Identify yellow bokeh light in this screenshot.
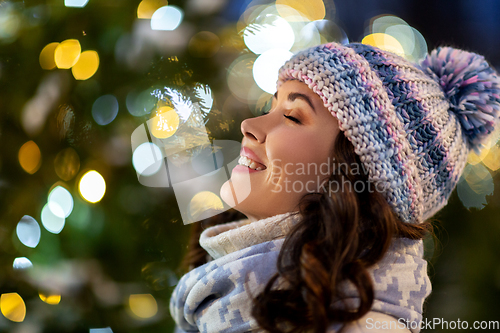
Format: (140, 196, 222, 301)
(18, 140, 42, 174)
(79, 170, 106, 203)
(137, 0, 168, 19)
(128, 294, 158, 319)
(150, 106, 180, 139)
(54, 39, 81, 69)
(39, 42, 59, 70)
(189, 191, 224, 219)
(71, 50, 99, 80)
(482, 144, 500, 171)
(362, 33, 405, 56)
(464, 163, 491, 195)
(276, 0, 326, 21)
(39, 292, 61, 305)
(1, 293, 26, 322)
(467, 146, 491, 165)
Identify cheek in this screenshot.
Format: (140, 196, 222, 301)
(275, 132, 332, 166)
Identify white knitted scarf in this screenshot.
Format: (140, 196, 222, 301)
(170, 213, 431, 333)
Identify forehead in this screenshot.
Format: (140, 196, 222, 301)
(276, 80, 314, 95)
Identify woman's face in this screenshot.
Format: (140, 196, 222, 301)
(220, 80, 340, 221)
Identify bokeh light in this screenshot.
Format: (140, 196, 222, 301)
(369, 15, 427, 62)
(243, 14, 294, 55)
(276, 0, 326, 21)
(0, 2, 21, 42)
(48, 186, 74, 218)
(13, 257, 33, 270)
(92, 95, 119, 126)
(149, 106, 180, 139)
(362, 33, 405, 56)
(132, 142, 163, 176)
(16, 215, 41, 248)
(0, 293, 26, 322)
(126, 88, 157, 117)
(151, 6, 183, 31)
(457, 164, 494, 210)
(65, 0, 89, 7)
(482, 144, 500, 171)
(128, 294, 158, 319)
(188, 31, 220, 58)
(18, 140, 42, 174)
(253, 48, 293, 94)
(295, 20, 348, 51)
(39, 42, 59, 70)
(54, 39, 81, 69)
(371, 15, 408, 34)
(72, 50, 99, 80)
(137, 0, 169, 19)
(79, 170, 106, 203)
(189, 191, 224, 220)
(39, 292, 61, 305)
(227, 54, 259, 102)
(90, 328, 113, 333)
(41, 203, 65, 234)
(54, 147, 80, 181)
(468, 145, 491, 165)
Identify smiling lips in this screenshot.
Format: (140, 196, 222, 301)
(239, 147, 266, 171)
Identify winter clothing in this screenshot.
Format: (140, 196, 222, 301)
(170, 213, 430, 333)
(278, 43, 500, 224)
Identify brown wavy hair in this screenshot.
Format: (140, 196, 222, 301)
(181, 130, 431, 332)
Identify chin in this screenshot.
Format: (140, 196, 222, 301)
(220, 179, 236, 208)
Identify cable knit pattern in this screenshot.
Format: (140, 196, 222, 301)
(277, 42, 500, 223)
(170, 214, 431, 333)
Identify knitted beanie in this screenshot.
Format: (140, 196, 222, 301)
(277, 42, 500, 224)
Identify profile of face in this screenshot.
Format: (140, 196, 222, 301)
(220, 80, 341, 221)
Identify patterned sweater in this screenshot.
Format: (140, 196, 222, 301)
(170, 213, 431, 333)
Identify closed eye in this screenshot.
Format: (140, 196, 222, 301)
(283, 114, 301, 124)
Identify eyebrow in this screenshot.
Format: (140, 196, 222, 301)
(274, 91, 316, 113)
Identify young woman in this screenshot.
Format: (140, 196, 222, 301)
(170, 42, 500, 333)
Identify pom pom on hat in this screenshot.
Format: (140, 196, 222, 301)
(420, 47, 500, 153)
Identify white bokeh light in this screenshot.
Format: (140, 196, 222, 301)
(16, 215, 41, 248)
(151, 6, 183, 31)
(79, 170, 106, 203)
(48, 186, 74, 218)
(64, 0, 89, 8)
(132, 142, 163, 176)
(243, 14, 295, 55)
(13, 257, 33, 270)
(41, 203, 65, 234)
(253, 49, 293, 94)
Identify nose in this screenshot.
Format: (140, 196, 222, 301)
(241, 115, 267, 143)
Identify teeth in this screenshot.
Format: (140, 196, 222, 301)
(238, 156, 264, 170)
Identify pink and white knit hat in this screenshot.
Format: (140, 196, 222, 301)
(278, 42, 500, 223)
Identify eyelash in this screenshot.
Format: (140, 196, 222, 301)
(262, 110, 301, 124)
(283, 114, 301, 124)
